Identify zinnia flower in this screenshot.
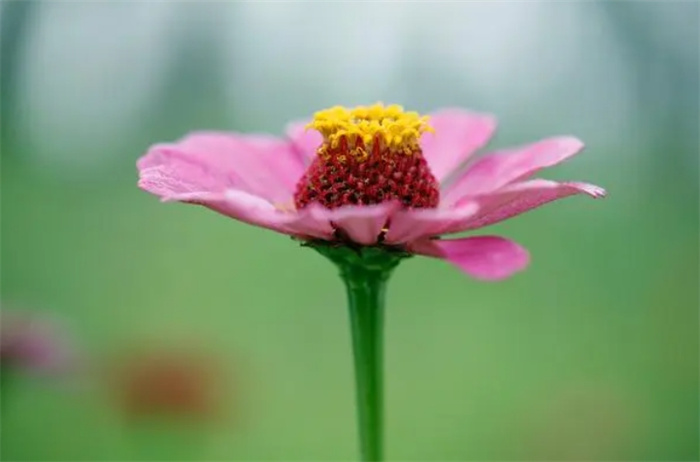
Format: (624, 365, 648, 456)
(137, 103, 605, 461)
(137, 104, 604, 280)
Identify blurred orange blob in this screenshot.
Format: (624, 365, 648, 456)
(112, 348, 227, 422)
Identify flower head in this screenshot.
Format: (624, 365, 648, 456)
(295, 104, 439, 210)
(137, 103, 605, 280)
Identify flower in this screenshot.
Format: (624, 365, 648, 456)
(0, 309, 74, 375)
(137, 104, 607, 460)
(137, 103, 605, 280)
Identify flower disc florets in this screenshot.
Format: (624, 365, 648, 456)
(294, 104, 440, 210)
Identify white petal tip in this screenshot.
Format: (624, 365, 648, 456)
(584, 185, 607, 198)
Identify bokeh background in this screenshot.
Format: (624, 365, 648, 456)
(1, 1, 698, 460)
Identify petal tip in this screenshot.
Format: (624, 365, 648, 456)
(136, 175, 164, 198)
(467, 241, 530, 281)
(415, 235, 531, 281)
(575, 183, 607, 198)
(135, 156, 148, 171)
(482, 247, 530, 281)
(591, 186, 607, 198)
(554, 136, 585, 154)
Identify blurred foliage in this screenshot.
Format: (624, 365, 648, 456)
(1, 2, 698, 460)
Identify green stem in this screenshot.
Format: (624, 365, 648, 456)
(342, 268, 390, 462)
(306, 242, 407, 462)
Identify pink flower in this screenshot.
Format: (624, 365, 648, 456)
(137, 104, 605, 280)
(0, 309, 74, 375)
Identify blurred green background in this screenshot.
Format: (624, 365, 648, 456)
(1, 2, 698, 460)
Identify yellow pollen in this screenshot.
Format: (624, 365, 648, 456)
(307, 103, 433, 159)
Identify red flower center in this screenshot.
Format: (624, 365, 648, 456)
(293, 104, 440, 210)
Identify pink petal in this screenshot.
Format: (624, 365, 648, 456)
(306, 202, 400, 245)
(283, 203, 335, 240)
(447, 179, 606, 234)
(410, 236, 530, 280)
(442, 137, 585, 205)
(165, 189, 296, 236)
(137, 132, 306, 203)
(421, 109, 497, 182)
(383, 202, 480, 245)
(159, 190, 338, 242)
(286, 120, 322, 165)
(137, 145, 226, 198)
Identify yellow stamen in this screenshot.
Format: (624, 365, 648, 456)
(307, 103, 433, 158)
